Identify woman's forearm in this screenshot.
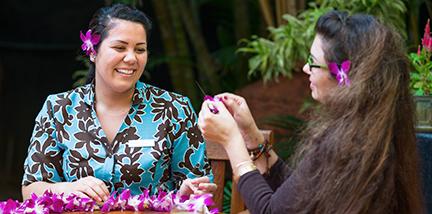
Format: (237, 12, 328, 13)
(254, 149, 279, 174)
(223, 134, 255, 181)
(245, 129, 280, 174)
(22, 181, 69, 200)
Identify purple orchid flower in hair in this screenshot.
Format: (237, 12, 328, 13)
(328, 60, 351, 86)
(80, 29, 100, 56)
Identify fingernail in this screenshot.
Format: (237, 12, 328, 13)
(104, 196, 108, 201)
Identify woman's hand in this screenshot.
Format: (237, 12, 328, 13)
(214, 93, 264, 149)
(198, 100, 255, 180)
(198, 100, 243, 148)
(178, 176, 217, 196)
(54, 176, 110, 202)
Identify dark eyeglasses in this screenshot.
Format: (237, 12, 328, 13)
(307, 54, 327, 72)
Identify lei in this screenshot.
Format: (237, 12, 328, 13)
(0, 189, 218, 213)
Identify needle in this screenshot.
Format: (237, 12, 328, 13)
(195, 81, 219, 113)
(195, 81, 207, 96)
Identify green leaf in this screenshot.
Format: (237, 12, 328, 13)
(414, 82, 424, 88)
(237, 0, 407, 82)
(415, 89, 425, 96)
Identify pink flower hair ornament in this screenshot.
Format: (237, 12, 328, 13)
(328, 60, 351, 86)
(80, 29, 100, 56)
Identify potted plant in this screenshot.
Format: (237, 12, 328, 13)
(409, 19, 432, 132)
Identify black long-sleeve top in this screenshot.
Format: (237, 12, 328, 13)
(237, 158, 307, 214)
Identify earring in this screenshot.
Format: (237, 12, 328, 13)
(90, 54, 96, 62)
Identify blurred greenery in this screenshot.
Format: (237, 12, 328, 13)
(261, 115, 305, 160)
(238, 6, 330, 82)
(72, 56, 91, 88)
(409, 39, 432, 95)
(238, 0, 407, 82)
(222, 180, 232, 214)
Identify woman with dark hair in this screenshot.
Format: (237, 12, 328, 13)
(22, 4, 214, 202)
(199, 10, 424, 213)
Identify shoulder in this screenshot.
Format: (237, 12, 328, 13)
(136, 81, 192, 106)
(136, 82, 196, 119)
(43, 84, 92, 109)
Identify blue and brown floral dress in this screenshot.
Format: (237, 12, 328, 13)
(22, 81, 213, 195)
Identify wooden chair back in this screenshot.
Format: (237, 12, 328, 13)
(206, 130, 274, 214)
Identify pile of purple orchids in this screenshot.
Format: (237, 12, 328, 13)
(0, 189, 218, 213)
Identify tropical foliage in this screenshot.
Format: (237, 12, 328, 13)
(238, 6, 329, 82)
(261, 115, 305, 160)
(238, 0, 407, 82)
(410, 19, 432, 95)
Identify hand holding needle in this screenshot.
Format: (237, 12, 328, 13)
(196, 81, 220, 114)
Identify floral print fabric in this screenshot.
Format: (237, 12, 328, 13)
(22, 81, 212, 195)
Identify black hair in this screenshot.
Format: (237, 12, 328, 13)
(85, 3, 152, 83)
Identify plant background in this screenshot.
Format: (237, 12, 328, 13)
(0, 0, 429, 210)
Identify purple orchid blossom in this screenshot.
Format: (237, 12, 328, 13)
(124, 195, 145, 211)
(117, 189, 131, 211)
(0, 189, 217, 214)
(0, 199, 19, 213)
(151, 191, 175, 212)
(80, 29, 100, 56)
(328, 60, 351, 86)
(204, 95, 221, 113)
(100, 192, 118, 212)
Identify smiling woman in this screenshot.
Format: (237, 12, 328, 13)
(93, 19, 148, 99)
(21, 3, 214, 203)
